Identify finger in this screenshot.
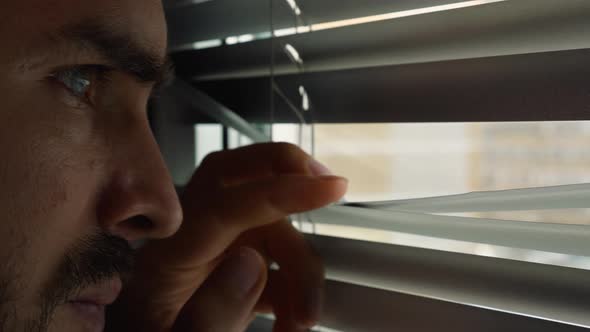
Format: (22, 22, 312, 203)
(264, 221, 324, 328)
(192, 142, 331, 187)
(245, 220, 324, 327)
(175, 175, 347, 265)
(242, 220, 324, 327)
(214, 176, 345, 228)
(253, 269, 300, 332)
(244, 221, 324, 328)
(265, 270, 308, 332)
(173, 247, 267, 332)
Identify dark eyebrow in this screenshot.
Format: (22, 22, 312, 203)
(57, 21, 175, 87)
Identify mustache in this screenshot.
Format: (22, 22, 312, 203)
(42, 232, 135, 307)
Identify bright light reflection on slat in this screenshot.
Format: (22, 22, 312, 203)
(284, 43, 303, 64)
(311, 0, 507, 31)
(299, 86, 309, 111)
(191, 39, 222, 50)
(237, 34, 255, 43)
(285, 0, 302, 16)
(225, 36, 239, 45)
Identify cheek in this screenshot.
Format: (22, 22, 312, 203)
(0, 91, 110, 305)
(0, 90, 106, 220)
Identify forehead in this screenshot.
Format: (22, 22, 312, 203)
(1, 0, 167, 58)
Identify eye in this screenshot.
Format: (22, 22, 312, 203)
(49, 65, 110, 107)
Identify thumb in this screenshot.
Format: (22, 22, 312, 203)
(173, 247, 267, 332)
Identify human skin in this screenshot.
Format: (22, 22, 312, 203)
(0, 1, 347, 332)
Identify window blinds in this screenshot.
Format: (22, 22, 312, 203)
(158, 0, 590, 330)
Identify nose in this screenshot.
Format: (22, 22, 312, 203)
(97, 114, 183, 242)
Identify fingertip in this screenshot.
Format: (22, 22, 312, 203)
(316, 175, 349, 201)
(308, 159, 333, 176)
(238, 246, 267, 269)
(240, 246, 269, 287)
(170, 247, 268, 332)
(296, 176, 348, 211)
(219, 247, 268, 299)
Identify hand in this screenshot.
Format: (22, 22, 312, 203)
(108, 143, 347, 332)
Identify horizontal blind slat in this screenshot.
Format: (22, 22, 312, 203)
(319, 279, 589, 332)
(309, 205, 590, 256)
(346, 182, 590, 212)
(187, 48, 590, 123)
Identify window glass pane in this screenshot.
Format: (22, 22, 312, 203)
(228, 128, 240, 149)
(239, 134, 254, 147)
(315, 121, 590, 203)
(194, 124, 223, 165)
(316, 123, 470, 201)
(272, 123, 314, 155)
(273, 124, 300, 145)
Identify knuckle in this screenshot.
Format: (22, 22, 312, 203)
(276, 141, 301, 154)
(274, 142, 307, 163)
(200, 150, 224, 168)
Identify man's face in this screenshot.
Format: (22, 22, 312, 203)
(0, 1, 182, 331)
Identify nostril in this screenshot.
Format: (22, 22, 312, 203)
(124, 215, 154, 232)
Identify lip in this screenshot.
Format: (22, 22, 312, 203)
(65, 278, 122, 332)
(69, 277, 123, 305)
(68, 302, 107, 332)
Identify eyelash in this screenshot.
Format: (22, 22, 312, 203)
(49, 65, 111, 107)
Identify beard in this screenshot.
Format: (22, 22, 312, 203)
(0, 232, 134, 332)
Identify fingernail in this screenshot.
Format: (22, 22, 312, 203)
(308, 159, 332, 176)
(220, 248, 263, 298)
